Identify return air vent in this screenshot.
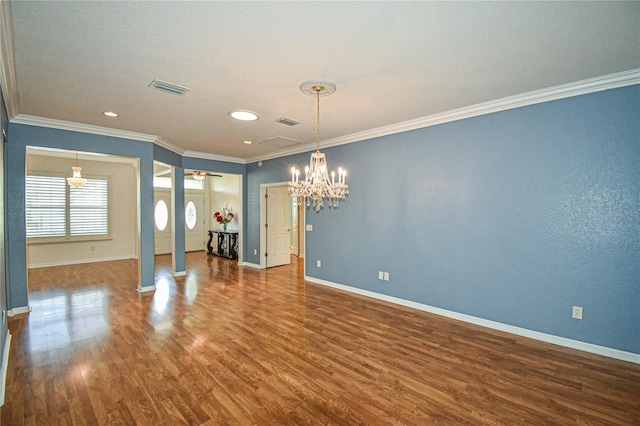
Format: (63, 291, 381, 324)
(275, 117, 300, 126)
(148, 79, 191, 95)
(259, 137, 302, 148)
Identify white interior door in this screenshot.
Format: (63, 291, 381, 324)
(154, 189, 172, 255)
(291, 200, 299, 256)
(266, 186, 291, 267)
(298, 203, 305, 258)
(185, 192, 205, 252)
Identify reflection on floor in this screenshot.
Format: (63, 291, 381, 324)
(2, 252, 639, 425)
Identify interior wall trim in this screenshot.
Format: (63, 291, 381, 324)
(7, 306, 30, 317)
(27, 255, 137, 269)
(12, 113, 158, 143)
(305, 275, 640, 365)
(182, 150, 245, 165)
(247, 69, 640, 163)
(8, 69, 639, 166)
(0, 0, 19, 119)
(239, 262, 261, 269)
(0, 332, 10, 407)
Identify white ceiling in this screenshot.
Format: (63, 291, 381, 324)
(6, 1, 640, 161)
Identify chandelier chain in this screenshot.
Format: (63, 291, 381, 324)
(316, 87, 321, 150)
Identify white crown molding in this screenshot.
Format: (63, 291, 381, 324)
(12, 114, 158, 142)
(305, 275, 640, 364)
(0, 0, 19, 119)
(182, 150, 245, 164)
(154, 137, 185, 155)
(246, 69, 640, 164)
(8, 69, 639, 165)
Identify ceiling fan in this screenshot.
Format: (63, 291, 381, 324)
(187, 170, 222, 181)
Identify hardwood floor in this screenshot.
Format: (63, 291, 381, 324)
(2, 252, 639, 425)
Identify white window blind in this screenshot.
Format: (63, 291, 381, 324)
(26, 174, 109, 239)
(26, 175, 66, 237)
(70, 179, 108, 236)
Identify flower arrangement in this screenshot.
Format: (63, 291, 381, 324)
(214, 204, 234, 231)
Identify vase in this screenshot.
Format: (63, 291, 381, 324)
(223, 223, 228, 231)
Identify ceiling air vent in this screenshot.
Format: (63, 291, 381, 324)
(148, 79, 191, 95)
(260, 137, 302, 148)
(275, 117, 300, 127)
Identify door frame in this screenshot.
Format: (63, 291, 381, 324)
(260, 182, 304, 270)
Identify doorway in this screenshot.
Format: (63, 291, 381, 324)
(291, 201, 305, 258)
(260, 183, 304, 269)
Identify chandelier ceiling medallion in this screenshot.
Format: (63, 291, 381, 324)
(66, 153, 87, 188)
(289, 80, 349, 211)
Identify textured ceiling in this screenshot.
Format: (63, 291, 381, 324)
(8, 1, 640, 161)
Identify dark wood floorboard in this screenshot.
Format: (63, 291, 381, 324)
(2, 252, 639, 425)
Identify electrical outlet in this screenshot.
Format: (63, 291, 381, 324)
(306, 224, 313, 231)
(572, 306, 583, 320)
(383, 272, 390, 281)
(254, 249, 257, 256)
(378, 271, 384, 280)
(317, 260, 321, 268)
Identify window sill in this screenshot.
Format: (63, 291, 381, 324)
(27, 235, 113, 245)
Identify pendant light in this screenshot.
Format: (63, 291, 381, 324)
(288, 80, 349, 211)
(66, 153, 87, 188)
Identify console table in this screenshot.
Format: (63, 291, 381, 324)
(207, 230, 238, 259)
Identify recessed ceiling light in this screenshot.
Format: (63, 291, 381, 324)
(229, 110, 259, 121)
(103, 111, 119, 117)
(244, 140, 253, 144)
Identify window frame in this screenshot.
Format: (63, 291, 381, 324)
(26, 172, 112, 244)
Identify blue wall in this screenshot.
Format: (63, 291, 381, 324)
(6, 124, 157, 307)
(4, 85, 638, 355)
(4, 126, 247, 309)
(0, 83, 8, 357)
(246, 86, 640, 354)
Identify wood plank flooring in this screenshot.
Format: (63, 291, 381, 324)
(2, 252, 639, 425)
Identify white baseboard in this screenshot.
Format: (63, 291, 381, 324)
(173, 271, 186, 277)
(0, 332, 11, 407)
(240, 262, 261, 269)
(305, 276, 640, 364)
(28, 255, 136, 269)
(137, 285, 156, 293)
(7, 306, 31, 317)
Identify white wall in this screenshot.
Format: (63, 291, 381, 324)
(27, 154, 137, 267)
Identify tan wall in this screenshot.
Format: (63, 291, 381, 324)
(26, 154, 137, 267)
(209, 174, 241, 232)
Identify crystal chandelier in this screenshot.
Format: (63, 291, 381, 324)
(66, 153, 87, 188)
(289, 80, 349, 211)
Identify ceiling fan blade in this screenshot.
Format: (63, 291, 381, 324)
(185, 170, 223, 177)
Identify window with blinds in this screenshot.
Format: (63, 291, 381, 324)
(26, 175, 66, 237)
(70, 179, 108, 236)
(26, 174, 109, 239)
